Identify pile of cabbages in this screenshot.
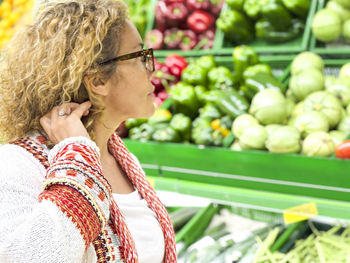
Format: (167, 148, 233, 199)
(231, 52, 350, 157)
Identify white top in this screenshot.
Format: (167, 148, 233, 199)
(113, 190, 165, 263)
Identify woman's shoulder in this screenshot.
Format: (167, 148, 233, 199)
(0, 142, 47, 176)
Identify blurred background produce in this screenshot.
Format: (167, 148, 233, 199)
(145, 0, 223, 50)
(312, 0, 350, 45)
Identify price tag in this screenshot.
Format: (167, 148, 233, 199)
(283, 203, 318, 224)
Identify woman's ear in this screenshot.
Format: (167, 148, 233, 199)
(83, 75, 109, 96)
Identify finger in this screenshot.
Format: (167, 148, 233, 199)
(71, 101, 92, 118)
(83, 109, 90, 116)
(40, 116, 52, 139)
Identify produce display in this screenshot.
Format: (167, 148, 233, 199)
(217, 0, 309, 45)
(0, 0, 34, 49)
(145, 0, 223, 50)
(169, 203, 350, 263)
(123, 0, 152, 38)
(126, 45, 350, 158)
(312, 0, 350, 45)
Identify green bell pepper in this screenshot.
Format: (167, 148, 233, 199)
(192, 127, 215, 146)
(222, 132, 235, 148)
(125, 118, 147, 129)
(195, 55, 216, 73)
(208, 66, 236, 90)
(170, 113, 192, 141)
(243, 0, 268, 19)
(233, 45, 259, 83)
(216, 9, 254, 44)
(199, 103, 222, 120)
(148, 109, 172, 125)
(212, 89, 249, 118)
(226, 0, 244, 10)
(239, 85, 256, 101)
(170, 82, 199, 119)
(181, 63, 207, 86)
(243, 63, 272, 80)
(192, 117, 212, 129)
(194, 85, 208, 107)
(152, 126, 181, 143)
(261, 0, 292, 31)
(281, 0, 310, 18)
(255, 18, 304, 43)
(244, 72, 285, 100)
(129, 123, 155, 142)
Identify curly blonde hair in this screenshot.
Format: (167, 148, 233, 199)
(0, 0, 128, 143)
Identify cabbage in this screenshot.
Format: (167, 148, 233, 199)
(291, 101, 305, 118)
(338, 116, 350, 134)
(286, 99, 295, 118)
(230, 141, 242, 151)
(329, 130, 347, 146)
(340, 63, 350, 82)
(302, 132, 335, 157)
(326, 1, 350, 22)
(333, 0, 350, 9)
(326, 78, 350, 106)
(294, 111, 329, 138)
(347, 104, 350, 115)
(324, 75, 337, 90)
(341, 108, 347, 120)
(290, 69, 324, 101)
(249, 89, 288, 125)
(266, 124, 284, 136)
(266, 126, 301, 154)
(239, 125, 267, 150)
(312, 9, 342, 42)
(343, 19, 350, 44)
(286, 89, 297, 103)
(288, 116, 297, 127)
(303, 91, 343, 128)
(232, 114, 259, 139)
(291, 52, 324, 75)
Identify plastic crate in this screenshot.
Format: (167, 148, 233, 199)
(309, 0, 350, 57)
(213, 0, 318, 55)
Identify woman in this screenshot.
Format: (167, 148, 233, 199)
(0, 0, 176, 262)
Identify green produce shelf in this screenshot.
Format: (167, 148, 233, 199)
(125, 139, 350, 221)
(309, 0, 350, 57)
(149, 176, 350, 222)
(212, 0, 317, 55)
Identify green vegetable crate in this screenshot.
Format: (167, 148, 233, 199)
(211, 0, 317, 55)
(145, 0, 317, 57)
(309, 0, 350, 57)
(124, 58, 350, 221)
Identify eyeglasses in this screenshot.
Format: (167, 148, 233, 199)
(98, 48, 155, 72)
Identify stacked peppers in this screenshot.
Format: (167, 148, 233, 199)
(145, 0, 223, 50)
(127, 45, 287, 147)
(216, 0, 309, 45)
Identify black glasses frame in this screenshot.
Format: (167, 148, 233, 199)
(98, 48, 154, 72)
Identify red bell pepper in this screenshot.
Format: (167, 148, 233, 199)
(165, 54, 188, 78)
(179, 30, 197, 50)
(187, 10, 214, 34)
(164, 0, 185, 2)
(209, 0, 224, 17)
(197, 29, 215, 49)
(145, 29, 164, 50)
(155, 1, 168, 31)
(335, 140, 350, 159)
(165, 2, 189, 28)
(186, 0, 210, 11)
(151, 60, 176, 92)
(164, 28, 182, 49)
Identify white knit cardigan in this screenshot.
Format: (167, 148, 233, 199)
(0, 135, 117, 262)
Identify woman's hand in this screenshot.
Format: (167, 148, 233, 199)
(40, 101, 92, 144)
